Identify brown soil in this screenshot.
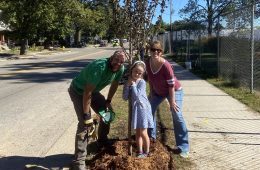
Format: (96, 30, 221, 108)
(88, 139, 175, 170)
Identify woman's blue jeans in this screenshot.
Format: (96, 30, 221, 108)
(148, 89, 189, 152)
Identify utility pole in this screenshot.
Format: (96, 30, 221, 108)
(170, 0, 173, 32)
(169, 0, 173, 54)
(250, 0, 255, 93)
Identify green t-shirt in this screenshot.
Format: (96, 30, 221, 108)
(71, 58, 124, 95)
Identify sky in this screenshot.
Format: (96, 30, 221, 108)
(118, 0, 205, 24)
(157, 0, 206, 24)
(159, 0, 188, 24)
(118, 0, 189, 24)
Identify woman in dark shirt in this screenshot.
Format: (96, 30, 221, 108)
(145, 40, 190, 158)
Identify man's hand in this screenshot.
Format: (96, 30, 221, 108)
(83, 112, 93, 130)
(105, 99, 113, 112)
(78, 113, 94, 140)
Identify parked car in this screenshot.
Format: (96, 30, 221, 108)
(99, 40, 108, 47)
(112, 39, 120, 47)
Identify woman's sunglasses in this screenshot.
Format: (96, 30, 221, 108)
(151, 48, 162, 53)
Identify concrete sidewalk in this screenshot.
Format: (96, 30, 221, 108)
(172, 62, 260, 170)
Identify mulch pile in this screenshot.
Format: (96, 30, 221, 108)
(89, 140, 173, 170)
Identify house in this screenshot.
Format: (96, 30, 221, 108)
(0, 9, 10, 50)
(0, 22, 10, 50)
(0, 26, 6, 42)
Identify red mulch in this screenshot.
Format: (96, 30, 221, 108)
(89, 140, 174, 170)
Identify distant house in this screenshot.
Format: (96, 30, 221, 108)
(1, 9, 10, 49)
(0, 24, 7, 43)
(219, 28, 260, 40)
(0, 22, 10, 50)
(0, 9, 7, 45)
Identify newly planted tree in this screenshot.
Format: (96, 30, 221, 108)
(111, 0, 167, 61)
(110, 0, 168, 155)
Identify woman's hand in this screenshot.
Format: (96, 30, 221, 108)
(170, 101, 180, 113)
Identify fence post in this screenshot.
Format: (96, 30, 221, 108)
(250, 1, 255, 93)
(198, 30, 202, 68)
(217, 15, 220, 78)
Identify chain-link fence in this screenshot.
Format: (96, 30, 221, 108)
(218, 2, 260, 93)
(157, 29, 218, 76)
(157, 2, 260, 93)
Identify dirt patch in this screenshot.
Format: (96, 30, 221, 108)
(88, 140, 174, 170)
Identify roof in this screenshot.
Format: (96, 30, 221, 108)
(0, 22, 10, 31)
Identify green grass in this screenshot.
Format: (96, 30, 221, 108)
(1, 46, 69, 56)
(109, 85, 129, 140)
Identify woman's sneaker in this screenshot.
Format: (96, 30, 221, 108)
(179, 151, 189, 158)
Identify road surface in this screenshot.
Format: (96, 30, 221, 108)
(0, 47, 118, 170)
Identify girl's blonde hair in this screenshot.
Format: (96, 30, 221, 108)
(130, 61, 146, 78)
(130, 61, 146, 71)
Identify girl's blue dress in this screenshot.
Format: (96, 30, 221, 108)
(123, 79, 154, 129)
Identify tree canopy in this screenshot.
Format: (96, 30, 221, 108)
(179, 0, 233, 36)
(0, 0, 110, 54)
(0, 0, 171, 55)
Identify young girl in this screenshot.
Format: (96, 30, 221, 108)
(122, 61, 154, 158)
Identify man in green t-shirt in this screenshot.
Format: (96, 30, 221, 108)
(68, 50, 126, 170)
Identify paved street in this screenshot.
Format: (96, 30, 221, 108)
(0, 47, 118, 170)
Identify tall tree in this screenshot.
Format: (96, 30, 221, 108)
(0, 0, 77, 54)
(71, 0, 109, 45)
(81, 5, 109, 39)
(224, 0, 256, 30)
(179, 0, 233, 36)
(0, 0, 108, 53)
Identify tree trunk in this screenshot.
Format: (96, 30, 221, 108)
(74, 28, 81, 46)
(128, 89, 132, 156)
(208, 18, 213, 37)
(181, 30, 183, 57)
(20, 39, 28, 55)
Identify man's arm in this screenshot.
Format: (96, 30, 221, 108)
(107, 81, 119, 102)
(83, 84, 95, 114)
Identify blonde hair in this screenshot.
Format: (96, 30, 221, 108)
(150, 40, 163, 51)
(130, 61, 146, 71)
(130, 61, 146, 78)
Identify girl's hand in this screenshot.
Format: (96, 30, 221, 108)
(127, 77, 134, 86)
